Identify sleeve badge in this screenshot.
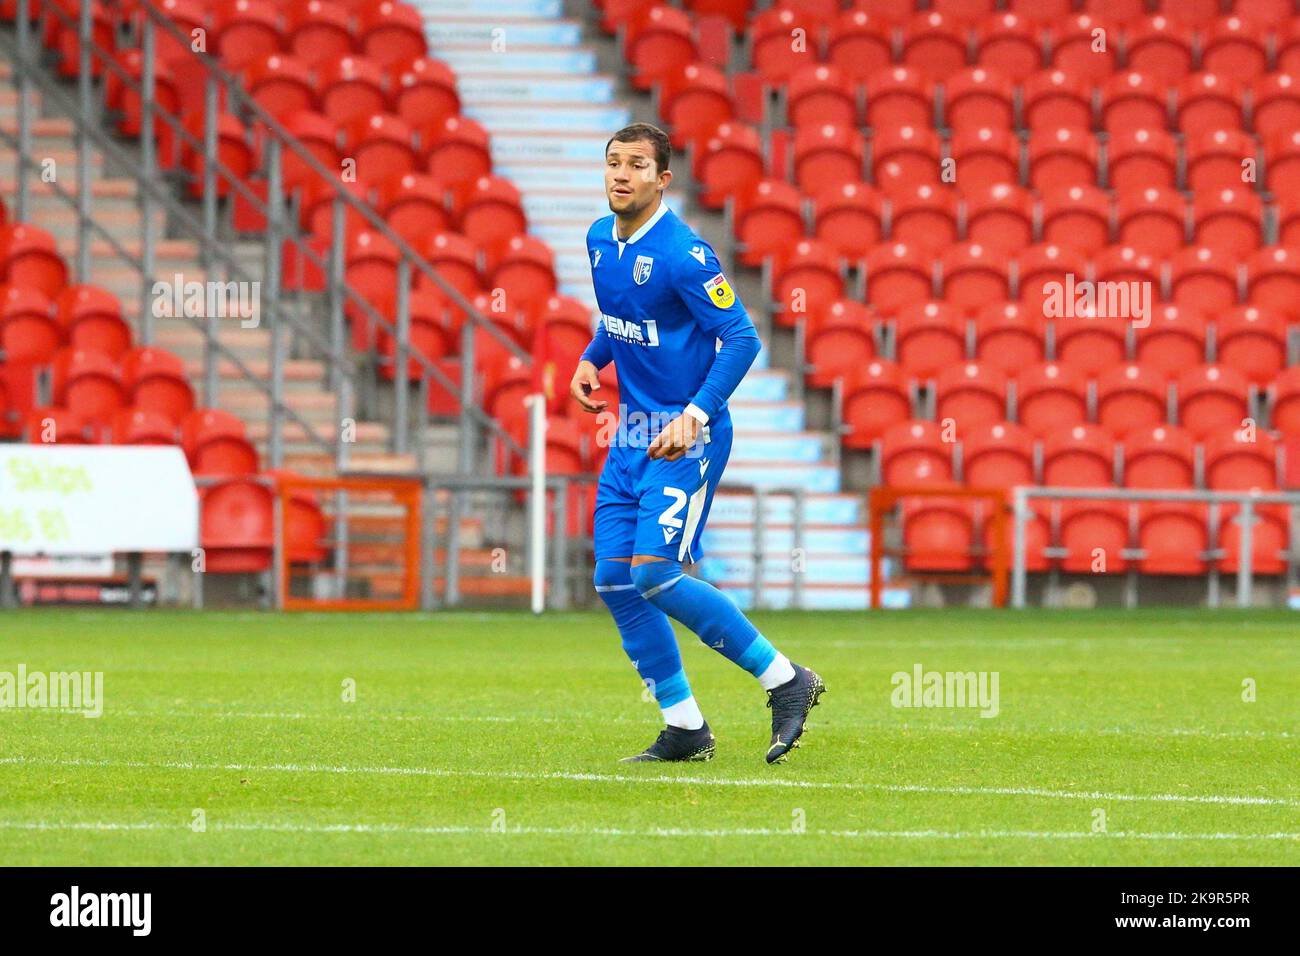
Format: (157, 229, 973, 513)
(702, 272, 736, 309)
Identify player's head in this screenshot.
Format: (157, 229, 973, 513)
(604, 123, 672, 217)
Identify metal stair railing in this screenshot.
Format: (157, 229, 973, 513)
(14, 0, 532, 477)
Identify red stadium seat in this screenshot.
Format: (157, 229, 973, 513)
(1217, 503, 1288, 575)
(56, 285, 129, 359)
(945, 67, 1014, 129)
(1123, 423, 1195, 488)
(1126, 15, 1195, 85)
(1017, 242, 1087, 314)
(113, 408, 177, 445)
(864, 241, 934, 315)
(962, 420, 1034, 487)
(287, 1, 356, 67)
(1252, 73, 1300, 141)
(1204, 427, 1278, 490)
(625, 5, 697, 91)
(826, 10, 894, 83)
(346, 113, 418, 186)
(793, 123, 866, 195)
(805, 299, 876, 388)
(935, 361, 1007, 429)
(214, 0, 283, 71)
(1043, 423, 1116, 487)
(1027, 127, 1098, 190)
(54, 348, 125, 428)
(1097, 363, 1168, 434)
(812, 182, 882, 260)
(0, 285, 58, 364)
(890, 183, 958, 252)
(1216, 306, 1287, 386)
(841, 359, 910, 448)
(423, 115, 492, 194)
(379, 172, 450, 249)
(1058, 499, 1130, 573)
(279, 111, 341, 192)
(1022, 69, 1092, 131)
(973, 12, 1043, 84)
(357, 1, 427, 68)
(901, 495, 974, 571)
(1201, 16, 1269, 82)
(751, 7, 822, 82)
(659, 63, 734, 149)
(963, 183, 1033, 252)
(1100, 71, 1169, 133)
(1170, 245, 1240, 313)
(488, 234, 557, 312)
(880, 420, 955, 486)
(772, 239, 844, 327)
(1177, 364, 1250, 439)
(318, 54, 387, 126)
(1017, 361, 1087, 436)
(394, 57, 460, 132)
(694, 122, 765, 209)
(1138, 502, 1208, 574)
(1270, 367, 1300, 436)
(1116, 186, 1187, 257)
(901, 11, 970, 82)
(946, 126, 1019, 191)
(788, 64, 859, 128)
(734, 179, 806, 268)
(1175, 72, 1245, 136)
(25, 406, 92, 444)
(872, 126, 942, 191)
(1041, 185, 1111, 257)
(1186, 129, 1257, 193)
(1107, 127, 1179, 190)
(864, 66, 934, 130)
(1265, 129, 1300, 200)
(1134, 303, 1206, 380)
(201, 479, 273, 573)
(244, 53, 315, 121)
(973, 301, 1045, 374)
(1054, 307, 1128, 378)
(940, 242, 1011, 314)
(894, 301, 965, 379)
(456, 175, 527, 249)
(122, 346, 194, 424)
(0, 224, 67, 298)
(1247, 246, 1300, 321)
(1049, 13, 1117, 82)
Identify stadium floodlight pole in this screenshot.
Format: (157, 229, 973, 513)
(76, 0, 92, 284)
(528, 393, 547, 614)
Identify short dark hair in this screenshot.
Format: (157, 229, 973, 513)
(605, 123, 672, 175)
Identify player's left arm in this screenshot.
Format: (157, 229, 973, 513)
(648, 242, 761, 460)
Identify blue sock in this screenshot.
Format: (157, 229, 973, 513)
(594, 559, 691, 707)
(630, 560, 779, 678)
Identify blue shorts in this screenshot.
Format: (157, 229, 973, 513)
(592, 414, 733, 564)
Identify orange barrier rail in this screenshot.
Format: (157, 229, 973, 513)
(276, 474, 422, 611)
(868, 486, 1009, 609)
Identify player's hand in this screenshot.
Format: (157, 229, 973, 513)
(569, 359, 607, 414)
(647, 413, 700, 462)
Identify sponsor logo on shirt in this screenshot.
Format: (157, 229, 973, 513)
(601, 313, 660, 347)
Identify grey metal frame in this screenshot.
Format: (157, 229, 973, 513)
(1010, 486, 1300, 609)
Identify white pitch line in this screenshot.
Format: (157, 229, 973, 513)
(0, 820, 1296, 841)
(2, 755, 1297, 809)
(3, 706, 1294, 740)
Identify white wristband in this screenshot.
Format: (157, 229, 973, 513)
(684, 403, 710, 425)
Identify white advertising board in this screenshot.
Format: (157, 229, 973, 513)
(0, 445, 199, 554)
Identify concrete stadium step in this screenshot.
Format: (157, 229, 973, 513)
(182, 357, 326, 392)
(458, 74, 613, 104)
(413, 0, 562, 16)
(423, 17, 583, 47)
(465, 102, 631, 134)
(710, 492, 865, 526)
(703, 524, 870, 555)
(729, 430, 834, 463)
(490, 132, 611, 165)
(436, 48, 596, 75)
(722, 461, 842, 493)
(728, 400, 806, 432)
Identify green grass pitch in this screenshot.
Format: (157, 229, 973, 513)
(1, 608, 1297, 866)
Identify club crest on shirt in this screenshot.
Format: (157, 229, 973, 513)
(633, 254, 654, 285)
(703, 272, 735, 309)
